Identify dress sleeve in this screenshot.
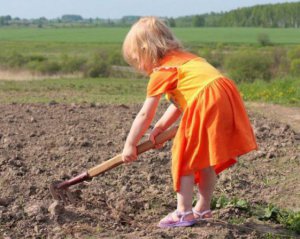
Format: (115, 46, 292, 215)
(147, 67, 178, 97)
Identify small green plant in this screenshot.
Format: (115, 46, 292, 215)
(211, 196, 250, 211)
(211, 195, 227, 209)
(259, 204, 281, 221)
(284, 211, 300, 234)
(231, 198, 250, 211)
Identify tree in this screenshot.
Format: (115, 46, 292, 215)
(61, 15, 83, 22)
(193, 15, 205, 27)
(168, 17, 176, 27)
(0, 15, 12, 26)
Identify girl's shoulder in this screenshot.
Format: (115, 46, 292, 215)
(159, 50, 198, 67)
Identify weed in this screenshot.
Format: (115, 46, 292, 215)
(211, 196, 300, 234)
(238, 77, 300, 106)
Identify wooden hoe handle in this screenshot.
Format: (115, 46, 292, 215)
(87, 126, 178, 177)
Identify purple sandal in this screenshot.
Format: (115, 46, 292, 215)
(193, 209, 212, 221)
(158, 210, 197, 228)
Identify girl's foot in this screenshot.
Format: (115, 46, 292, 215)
(158, 210, 196, 228)
(193, 209, 212, 221)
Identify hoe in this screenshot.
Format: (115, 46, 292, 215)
(49, 126, 178, 203)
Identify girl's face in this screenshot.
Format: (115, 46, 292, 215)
(133, 51, 153, 75)
(139, 58, 153, 75)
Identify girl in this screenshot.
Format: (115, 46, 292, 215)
(121, 16, 257, 228)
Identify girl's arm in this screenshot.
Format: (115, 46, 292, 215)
(149, 104, 182, 144)
(122, 95, 161, 162)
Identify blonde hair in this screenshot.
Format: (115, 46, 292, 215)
(122, 16, 182, 73)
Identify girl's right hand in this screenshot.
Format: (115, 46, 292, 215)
(149, 126, 165, 149)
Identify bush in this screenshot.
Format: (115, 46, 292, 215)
(290, 59, 300, 76)
(60, 54, 86, 73)
(257, 33, 271, 46)
(108, 50, 125, 66)
(35, 61, 61, 75)
(7, 53, 28, 68)
(28, 55, 47, 62)
(270, 47, 289, 77)
(224, 50, 273, 82)
(288, 46, 300, 60)
(0, 53, 48, 70)
(199, 47, 224, 68)
(84, 50, 110, 77)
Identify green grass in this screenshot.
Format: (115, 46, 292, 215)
(238, 77, 300, 106)
(0, 77, 147, 104)
(0, 28, 129, 44)
(0, 76, 299, 106)
(0, 41, 120, 60)
(1, 27, 300, 44)
(175, 27, 300, 45)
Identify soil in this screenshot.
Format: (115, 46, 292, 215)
(0, 102, 299, 239)
(246, 102, 300, 133)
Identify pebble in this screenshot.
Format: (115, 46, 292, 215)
(30, 117, 37, 123)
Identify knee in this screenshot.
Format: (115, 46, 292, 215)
(198, 167, 216, 180)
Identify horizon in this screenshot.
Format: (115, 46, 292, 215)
(0, 0, 298, 20)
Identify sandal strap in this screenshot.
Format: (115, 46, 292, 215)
(193, 209, 211, 218)
(175, 210, 194, 222)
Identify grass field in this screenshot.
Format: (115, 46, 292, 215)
(0, 27, 299, 106)
(0, 76, 299, 106)
(0, 77, 147, 104)
(1, 27, 300, 44)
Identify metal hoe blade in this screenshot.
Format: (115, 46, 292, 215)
(49, 181, 79, 204)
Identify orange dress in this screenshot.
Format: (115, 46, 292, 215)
(147, 50, 258, 192)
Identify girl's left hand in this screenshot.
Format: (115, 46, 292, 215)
(149, 126, 165, 149)
(122, 144, 137, 163)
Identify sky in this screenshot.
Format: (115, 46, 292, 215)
(0, 0, 299, 19)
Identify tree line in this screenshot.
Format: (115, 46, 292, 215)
(1, 2, 299, 28)
(175, 2, 300, 27)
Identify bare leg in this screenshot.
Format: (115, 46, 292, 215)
(172, 174, 195, 221)
(177, 174, 194, 212)
(194, 166, 217, 218)
(160, 174, 195, 223)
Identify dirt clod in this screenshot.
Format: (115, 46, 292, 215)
(48, 200, 65, 216)
(25, 202, 46, 217)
